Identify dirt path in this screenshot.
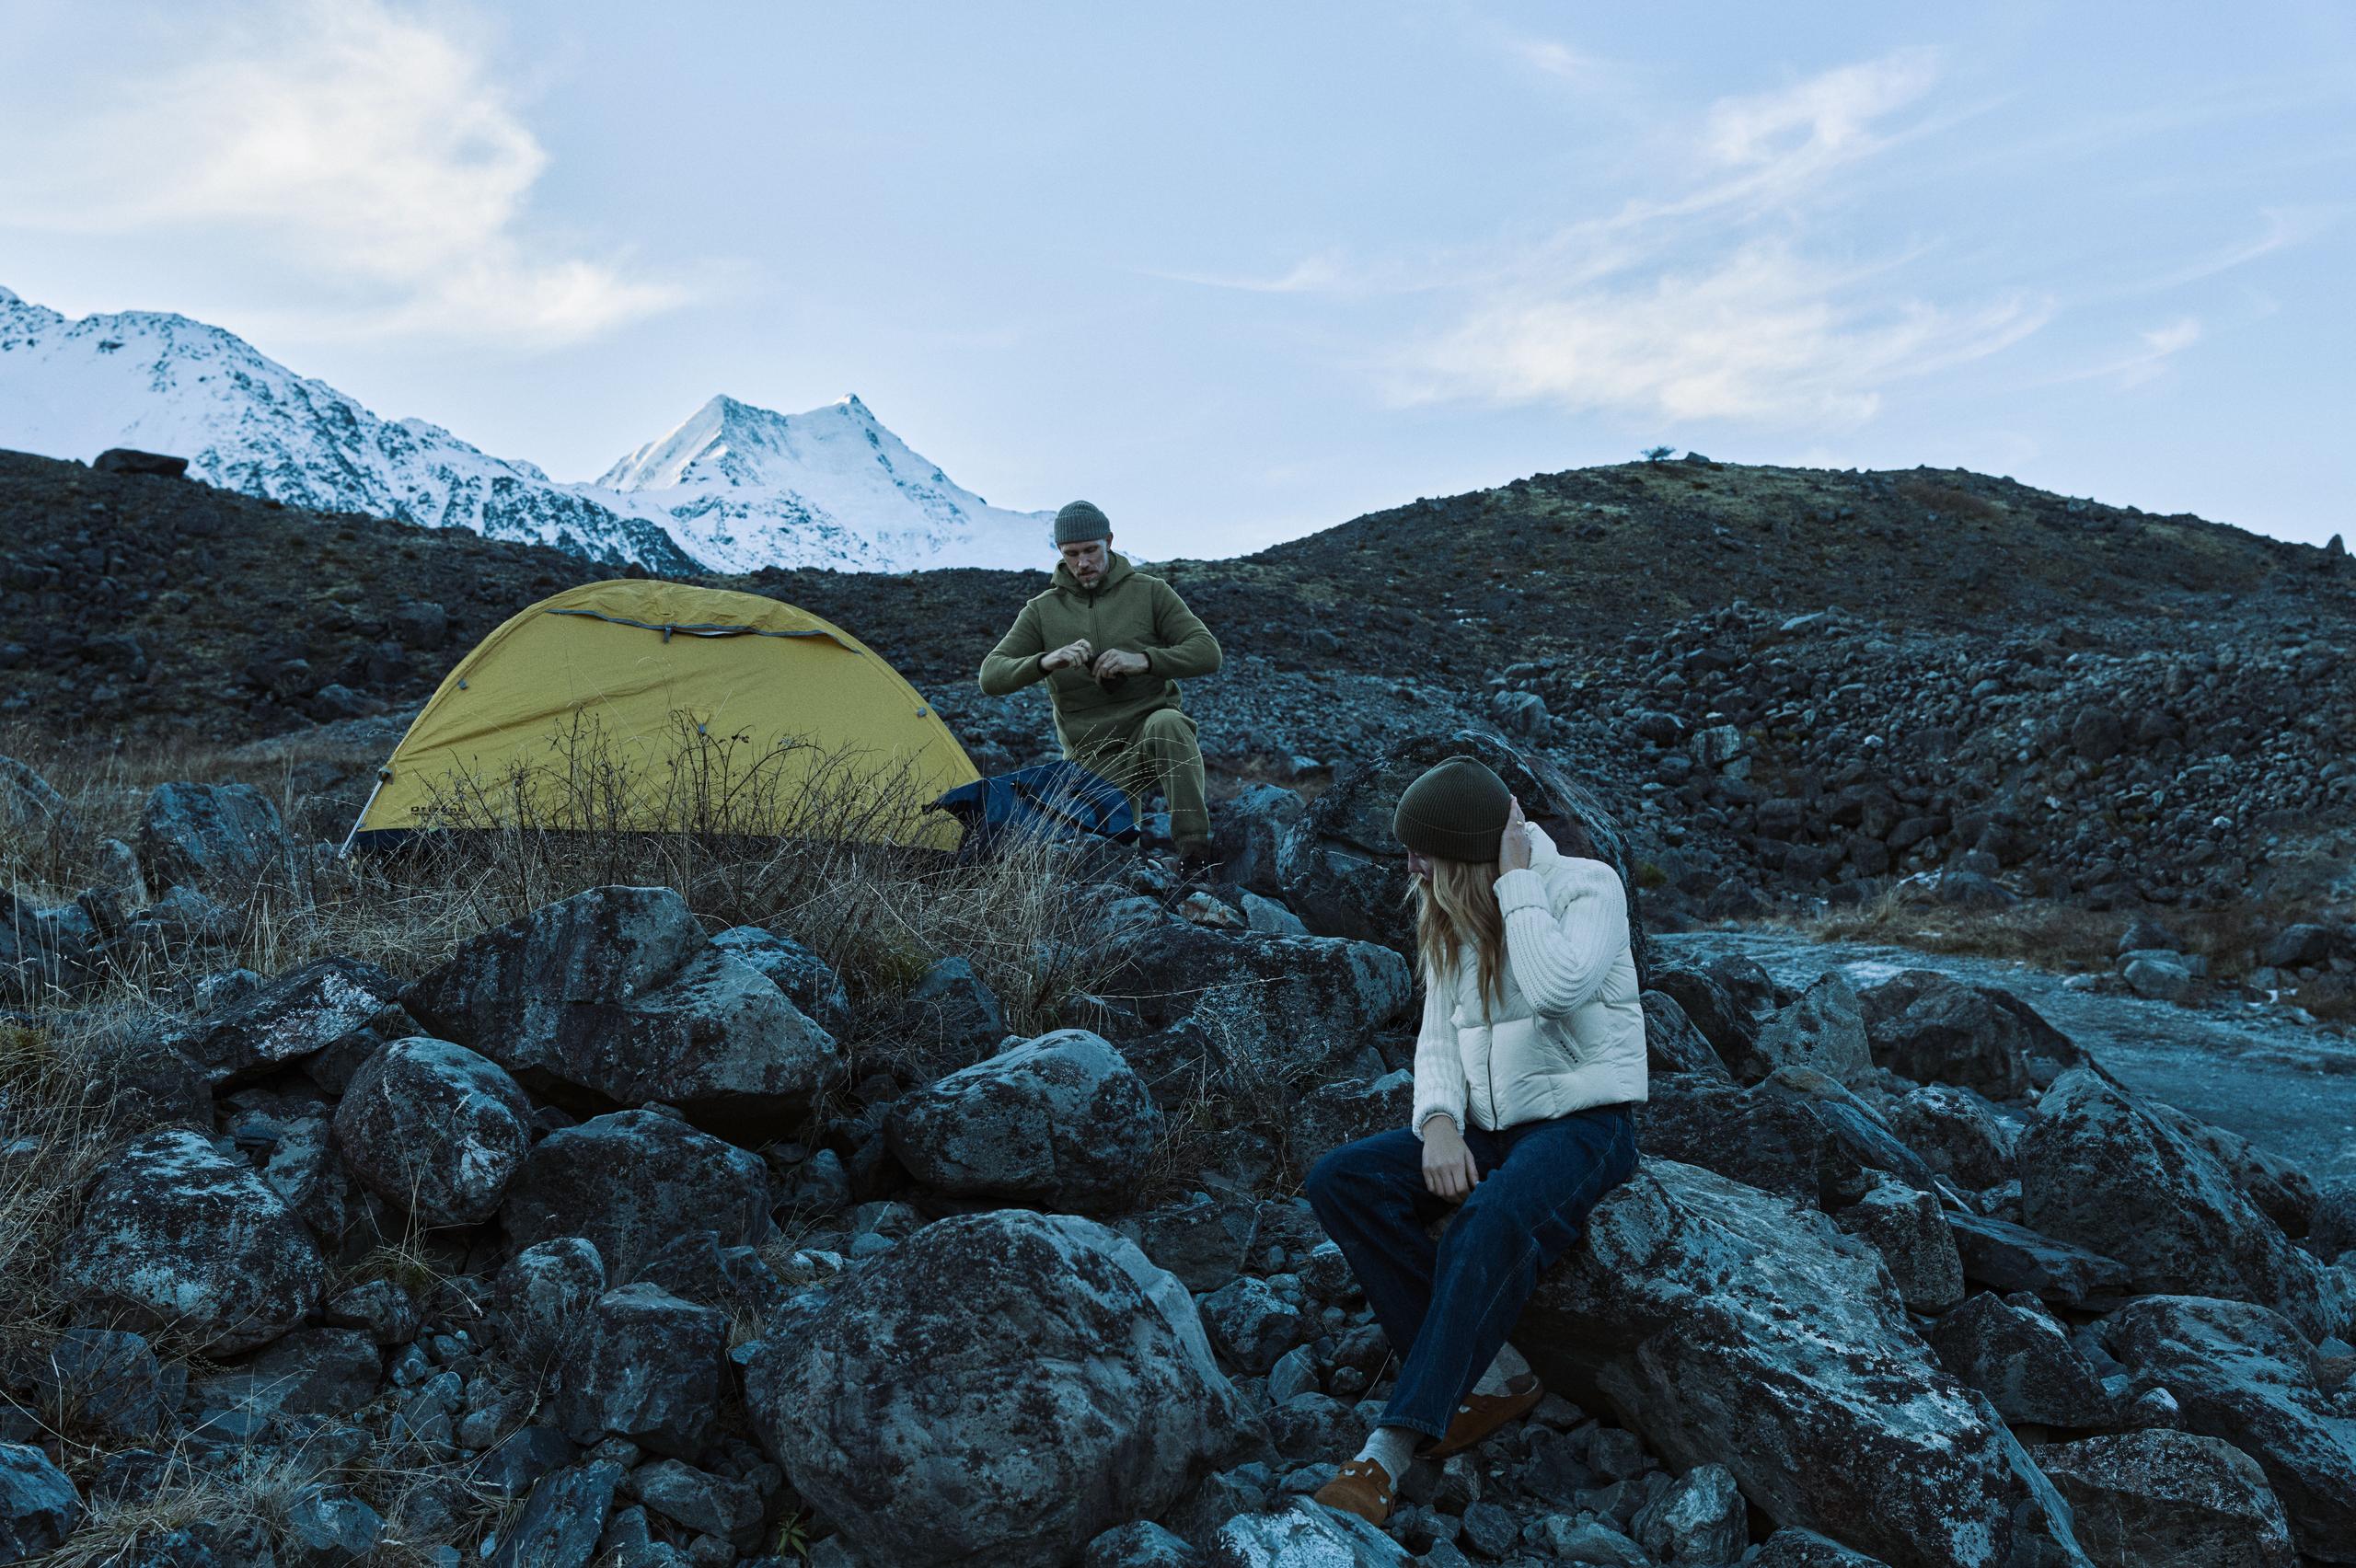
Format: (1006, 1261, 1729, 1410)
(1657, 928, 2356, 1183)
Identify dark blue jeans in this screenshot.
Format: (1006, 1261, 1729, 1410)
(1305, 1104, 1637, 1441)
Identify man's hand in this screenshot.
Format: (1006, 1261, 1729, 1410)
(1091, 648, 1150, 680)
(1041, 638, 1095, 674)
(1420, 1115, 1480, 1202)
(1498, 796, 1531, 873)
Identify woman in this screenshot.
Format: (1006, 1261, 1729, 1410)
(1306, 755, 1646, 1526)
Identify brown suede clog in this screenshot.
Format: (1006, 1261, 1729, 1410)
(1424, 1372, 1545, 1459)
(1311, 1457, 1396, 1527)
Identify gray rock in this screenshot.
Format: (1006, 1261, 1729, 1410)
(1533, 1514, 1648, 1564)
(1946, 1207, 2133, 1309)
(745, 1209, 1253, 1568)
(2020, 1069, 2350, 1341)
(0, 1443, 82, 1562)
(402, 884, 842, 1130)
(1266, 1345, 1319, 1405)
(489, 1458, 625, 1568)
(321, 1277, 422, 1346)
(333, 1037, 531, 1227)
(260, 1112, 360, 1246)
(1883, 1083, 2018, 1189)
(1756, 1528, 1892, 1565)
(232, 1327, 384, 1417)
(2142, 1101, 2320, 1240)
(2124, 955, 2197, 1002)
(137, 779, 307, 905)
(475, 1425, 578, 1499)
(1084, 1519, 1200, 1568)
(496, 1237, 606, 1364)
(1240, 892, 1309, 938)
(1204, 1501, 1412, 1566)
(13, 1329, 179, 1443)
(710, 925, 851, 1030)
(2259, 923, 2339, 971)
(1860, 973, 2052, 1101)
(1201, 1276, 1306, 1373)
(1649, 954, 1774, 1075)
(1457, 1497, 1518, 1559)
(1261, 1391, 1356, 1465)
(1640, 990, 1734, 1081)
(60, 1127, 327, 1354)
(283, 1483, 384, 1563)
(1750, 973, 1872, 1085)
(888, 1030, 1161, 1212)
(1115, 1193, 1253, 1293)
(2037, 1429, 2296, 1568)
(1927, 1293, 2114, 1426)
(622, 1458, 764, 1545)
(899, 955, 1009, 1066)
(1289, 1071, 1414, 1175)
(179, 955, 404, 1088)
(1520, 1159, 2088, 1567)
(502, 1111, 768, 1285)
(1631, 1460, 1746, 1565)
(1835, 1175, 1963, 1312)
(1634, 1078, 1850, 1207)
(1759, 1066, 1941, 1194)
(1211, 783, 1308, 896)
(2104, 1294, 2356, 1562)
(557, 1284, 729, 1459)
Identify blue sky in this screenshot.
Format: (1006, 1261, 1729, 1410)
(4, 1, 2351, 557)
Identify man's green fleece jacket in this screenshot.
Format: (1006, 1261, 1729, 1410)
(977, 552, 1222, 753)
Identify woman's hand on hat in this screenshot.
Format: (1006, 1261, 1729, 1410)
(1498, 796, 1530, 873)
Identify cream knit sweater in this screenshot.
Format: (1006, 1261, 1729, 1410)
(1410, 823, 1648, 1135)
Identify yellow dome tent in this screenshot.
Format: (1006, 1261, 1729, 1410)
(343, 580, 977, 851)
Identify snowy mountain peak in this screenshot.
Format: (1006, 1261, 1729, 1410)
(0, 285, 1050, 574)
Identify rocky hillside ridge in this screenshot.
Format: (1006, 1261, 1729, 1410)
(3, 736, 2353, 1566)
(0, 286, 1045, 572)
(6, 445, 2351, 997)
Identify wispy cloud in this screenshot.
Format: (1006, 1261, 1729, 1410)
(0, 0, 687, 346)
(2048, 316, 2203, 388)
(2133, 206, 2339, 291)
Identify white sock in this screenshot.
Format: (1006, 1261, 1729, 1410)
(1471, 1343, 1530, 1398)
(1351, 1424, 1420, 1485)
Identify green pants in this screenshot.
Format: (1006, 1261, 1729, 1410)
(1070, 708, 1209, 846)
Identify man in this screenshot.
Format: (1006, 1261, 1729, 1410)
(979, 499, 1222, 866)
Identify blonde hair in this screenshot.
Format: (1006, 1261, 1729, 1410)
(1410, 854, 1506, 1020)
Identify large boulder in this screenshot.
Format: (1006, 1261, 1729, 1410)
(136, 780, 306, 905)
(1945, 1209, 2133, 1309)
(2142, 1101, 2319, 1239)
(177, 955, 405, 1089)
(502, 1110, 769, 1284)
(1204, 1501, 1411, 1565)
(333, 1037, 533, 1226)
(2035, 1430, 2297, 1568)
(1108, 923, 1411, 1100)
(1210, 782, 1308, 896)
(1883, 1084, 2019, 1190)
(2103, 1296, 2356, 1562)
(1860, 973, 2079, 1101)
(1926, 1292, 2114, 1427)
(2018, 1069, 2350, 1342)
(1649, 951, 1777, 1071)
(1288, 1069, 1414, 1173)
(1745, 973, 1872, 1086)
(746, 1209, 1255, 1568)
(1634, 1078, 1854, 1208)
(59, 1129, 327, 1354)
(710, 924, 851, 1031)
(1519, 1159, 2091, 1568)
(1271, 730, 1647, 977)
(1641, 990, 1735, 1081)
(0, 1443, 81, 1562)
(889, 1030, 1160, 1212)
(556, 1283, 729, 1459)
(402, 884, 842, 1130)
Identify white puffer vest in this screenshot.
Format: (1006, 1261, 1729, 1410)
(1409, 822, 1648, 1135)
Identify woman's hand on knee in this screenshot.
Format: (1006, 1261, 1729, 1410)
(1418, 1115, 1480, 1202)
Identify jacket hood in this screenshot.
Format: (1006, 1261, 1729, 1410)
(1051, 551, 1136, 596)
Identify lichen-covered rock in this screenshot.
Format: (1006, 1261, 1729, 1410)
(1927, 1292, 2113, 1427)
(1756, 1530, 1893, 1566)
(1835, 1175, 1964, 1312)
(0, 1443, 81, 1562)
(1641, 989, 1734, 1081)
(888, 1030, 1160, 1212)
(1631, 1460, 1747, 1565)
(11, 1329, 180, 1444)
(2020, 1069, 2350, 1342)
(1199, 1275, 1306, 1373)
(0, 755, 76, 845)
(710, 924, 851, 1030)
(2103, 1295, 2356, 1562)
(179, 955, 404, 1089)
(1288, 1070, 1414, 1174)
(1114, 1193, 1253, 1293)
(136, 779, 306, 905)
(1884, 1083, 2019, 1190)
(402, 884, 842, 1129)
(334, 1037, 531, 1226)
(897, 955, 1010, 1067)
(556, 1284, 729, 1459)
(60, 1128, 326, 1354)
(488, 1458, 625, 1568)
(2036, 1429, 2296, 1568)
(1946, 1207, 2133, 1309)
(1649, 953, 1776, 1076)
(2142, 1100, 2320, 1239)
(1084, 1519, 1200, 1568)
(745, 1209, 1254, 1568)
(502, 1111, 768, 1286)
(1204, 1501, 1410, 1567)
(1634, 1078, 1851, 1206)
(495, 1237, 606, 1358)
(1748, 973, 1872, 1085)
(1520, 1159, 2090, 1568)
(1860, 974, 2050, 1101)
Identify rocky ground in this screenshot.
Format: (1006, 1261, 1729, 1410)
(4, 729, 2356, 1567)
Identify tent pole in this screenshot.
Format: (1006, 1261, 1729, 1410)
(339, 767, 392, 859)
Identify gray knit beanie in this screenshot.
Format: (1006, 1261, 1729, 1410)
(1054, 499, 1112, 546)
(1392, 755, 1512, 863)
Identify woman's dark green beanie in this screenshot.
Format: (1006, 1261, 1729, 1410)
(1054, 499, 1112, 545)
(1392, 755, 1512, 862)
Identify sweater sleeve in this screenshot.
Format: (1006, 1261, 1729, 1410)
(1143, 580, 1221, 680)
(1408, 967, 1467, 1136)
(977, 600, 1050, 696)
(1495, 850, 1626, 1018)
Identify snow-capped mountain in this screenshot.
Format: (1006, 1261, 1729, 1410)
(0, 286, 1053, 573)
(0, 285, 699, 571)
(597, 393, 1050, 573)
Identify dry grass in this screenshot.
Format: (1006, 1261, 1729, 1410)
(1774, 885, 2129, 972)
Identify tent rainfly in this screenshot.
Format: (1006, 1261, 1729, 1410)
(343, 580, 978, 851)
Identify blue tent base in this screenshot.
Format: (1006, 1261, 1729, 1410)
(929, 761, 1139, 857)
